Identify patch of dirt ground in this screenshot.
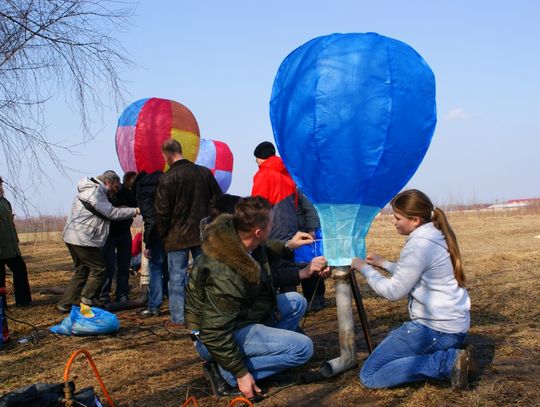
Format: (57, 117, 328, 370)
(1, 211, 539, 406)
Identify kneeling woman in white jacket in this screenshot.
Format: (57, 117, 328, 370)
(351, 189, 473, 390)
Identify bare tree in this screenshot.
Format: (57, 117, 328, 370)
(0, 0, 134, 210)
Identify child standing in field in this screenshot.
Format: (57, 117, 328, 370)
(351, 189, 473, 390)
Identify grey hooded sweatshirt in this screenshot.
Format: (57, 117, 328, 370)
(63, 177, 137, 248)
(360, 222, 470, 334)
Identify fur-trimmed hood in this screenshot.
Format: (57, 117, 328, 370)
(202, 214, 262, 284)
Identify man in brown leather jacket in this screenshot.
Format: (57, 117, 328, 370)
(155, 139, 222, 328)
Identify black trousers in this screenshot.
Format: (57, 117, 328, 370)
(301, 275, 326, 302)
(0, 255, 32, 306)
(100, 231, 132, 301)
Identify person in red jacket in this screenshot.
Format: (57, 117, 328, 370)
(252, 142, 327, 310)
(252, 141, 298, 242)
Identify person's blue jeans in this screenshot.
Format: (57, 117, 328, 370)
(195, 292, 313, 386)
(130, 253, 142, 272)
(147, 240, 165, 311)
(359, 321, 467, 389)
(168, 246, 202, 323)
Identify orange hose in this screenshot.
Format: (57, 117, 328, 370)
(229, 396, 254, 407)
(181, 396, 199, 407)
(63, 348, 115, 407)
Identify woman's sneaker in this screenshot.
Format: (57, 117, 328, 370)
(450, 345, 476, 389)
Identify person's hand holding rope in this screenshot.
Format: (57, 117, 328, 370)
(299, 256, 330, 280)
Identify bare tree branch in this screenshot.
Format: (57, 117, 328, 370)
(0, 0, 135, 214)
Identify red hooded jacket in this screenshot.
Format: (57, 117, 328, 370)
(252, 155, 298, 240)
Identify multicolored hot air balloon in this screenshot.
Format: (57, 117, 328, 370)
(116, 98, 200, 173)
(270, 32, 437, 266)
(195, 139, 234, 193)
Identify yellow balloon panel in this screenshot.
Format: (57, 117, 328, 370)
(166, 129, 200, 165)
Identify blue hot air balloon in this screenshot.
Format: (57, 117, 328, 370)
(270, 32, 437, 266)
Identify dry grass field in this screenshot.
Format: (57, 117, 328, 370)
(1, 211, 539, 406)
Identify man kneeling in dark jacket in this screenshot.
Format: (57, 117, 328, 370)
(185, 196, 329, 399)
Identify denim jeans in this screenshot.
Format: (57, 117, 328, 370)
(195, 292, 313, 386)
(147, 240, 165, 311)
(130, 253, 142, 271)
(168, 246, 201, 323)
(359, 321, 467, 389)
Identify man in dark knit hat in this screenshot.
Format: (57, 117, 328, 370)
(252, 141, 297, 242)
(251, 142, 327, 311)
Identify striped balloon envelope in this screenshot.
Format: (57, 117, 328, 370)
(195, 139, 234, 193)
(116, 98, 200, 173)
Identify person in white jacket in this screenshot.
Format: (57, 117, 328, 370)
(57, 171, 139, 312)
(351, 189, 473, 390)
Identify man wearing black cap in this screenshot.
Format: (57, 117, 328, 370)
(252, 141, 298, 242)
(252, 142, 327, 310)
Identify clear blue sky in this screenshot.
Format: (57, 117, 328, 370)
(6, 0, 540, 215)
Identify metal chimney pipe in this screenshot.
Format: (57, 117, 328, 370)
(320, 266, 357, 378)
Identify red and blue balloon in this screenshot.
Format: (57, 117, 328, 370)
(115, 97, 200, 173)
(115, 97, 234, 192)
(195, 139, 234, 193)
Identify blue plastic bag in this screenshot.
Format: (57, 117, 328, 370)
(50, 305, 120, 336)
(294, 229, 323, 263)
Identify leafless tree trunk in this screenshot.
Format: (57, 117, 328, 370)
(0, 0, 134, 211)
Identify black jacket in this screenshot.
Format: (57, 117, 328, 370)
(108, 184, 137, 237)
(134, 171, 162, 249)
(155, 159, 222, 252)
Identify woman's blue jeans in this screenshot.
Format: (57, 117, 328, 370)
(195, 292, 313, 386)
(359, 321, 466, 389)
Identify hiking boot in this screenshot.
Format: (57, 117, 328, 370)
(117, 295, 129, 303)
(308, 301, 323, 313)
(202, 361, 242, 397)
(297, 369, 325, 384)
(316, 295, 327, 309)
(464, 344, 477, 380)
(81, 297, 104, 307)
(450, 346, 474, 389)
(57, 304, 71, 313)
(140, 308, 160, 317)
(98, 296, 111, 305)
(307, 295, 327, 313)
